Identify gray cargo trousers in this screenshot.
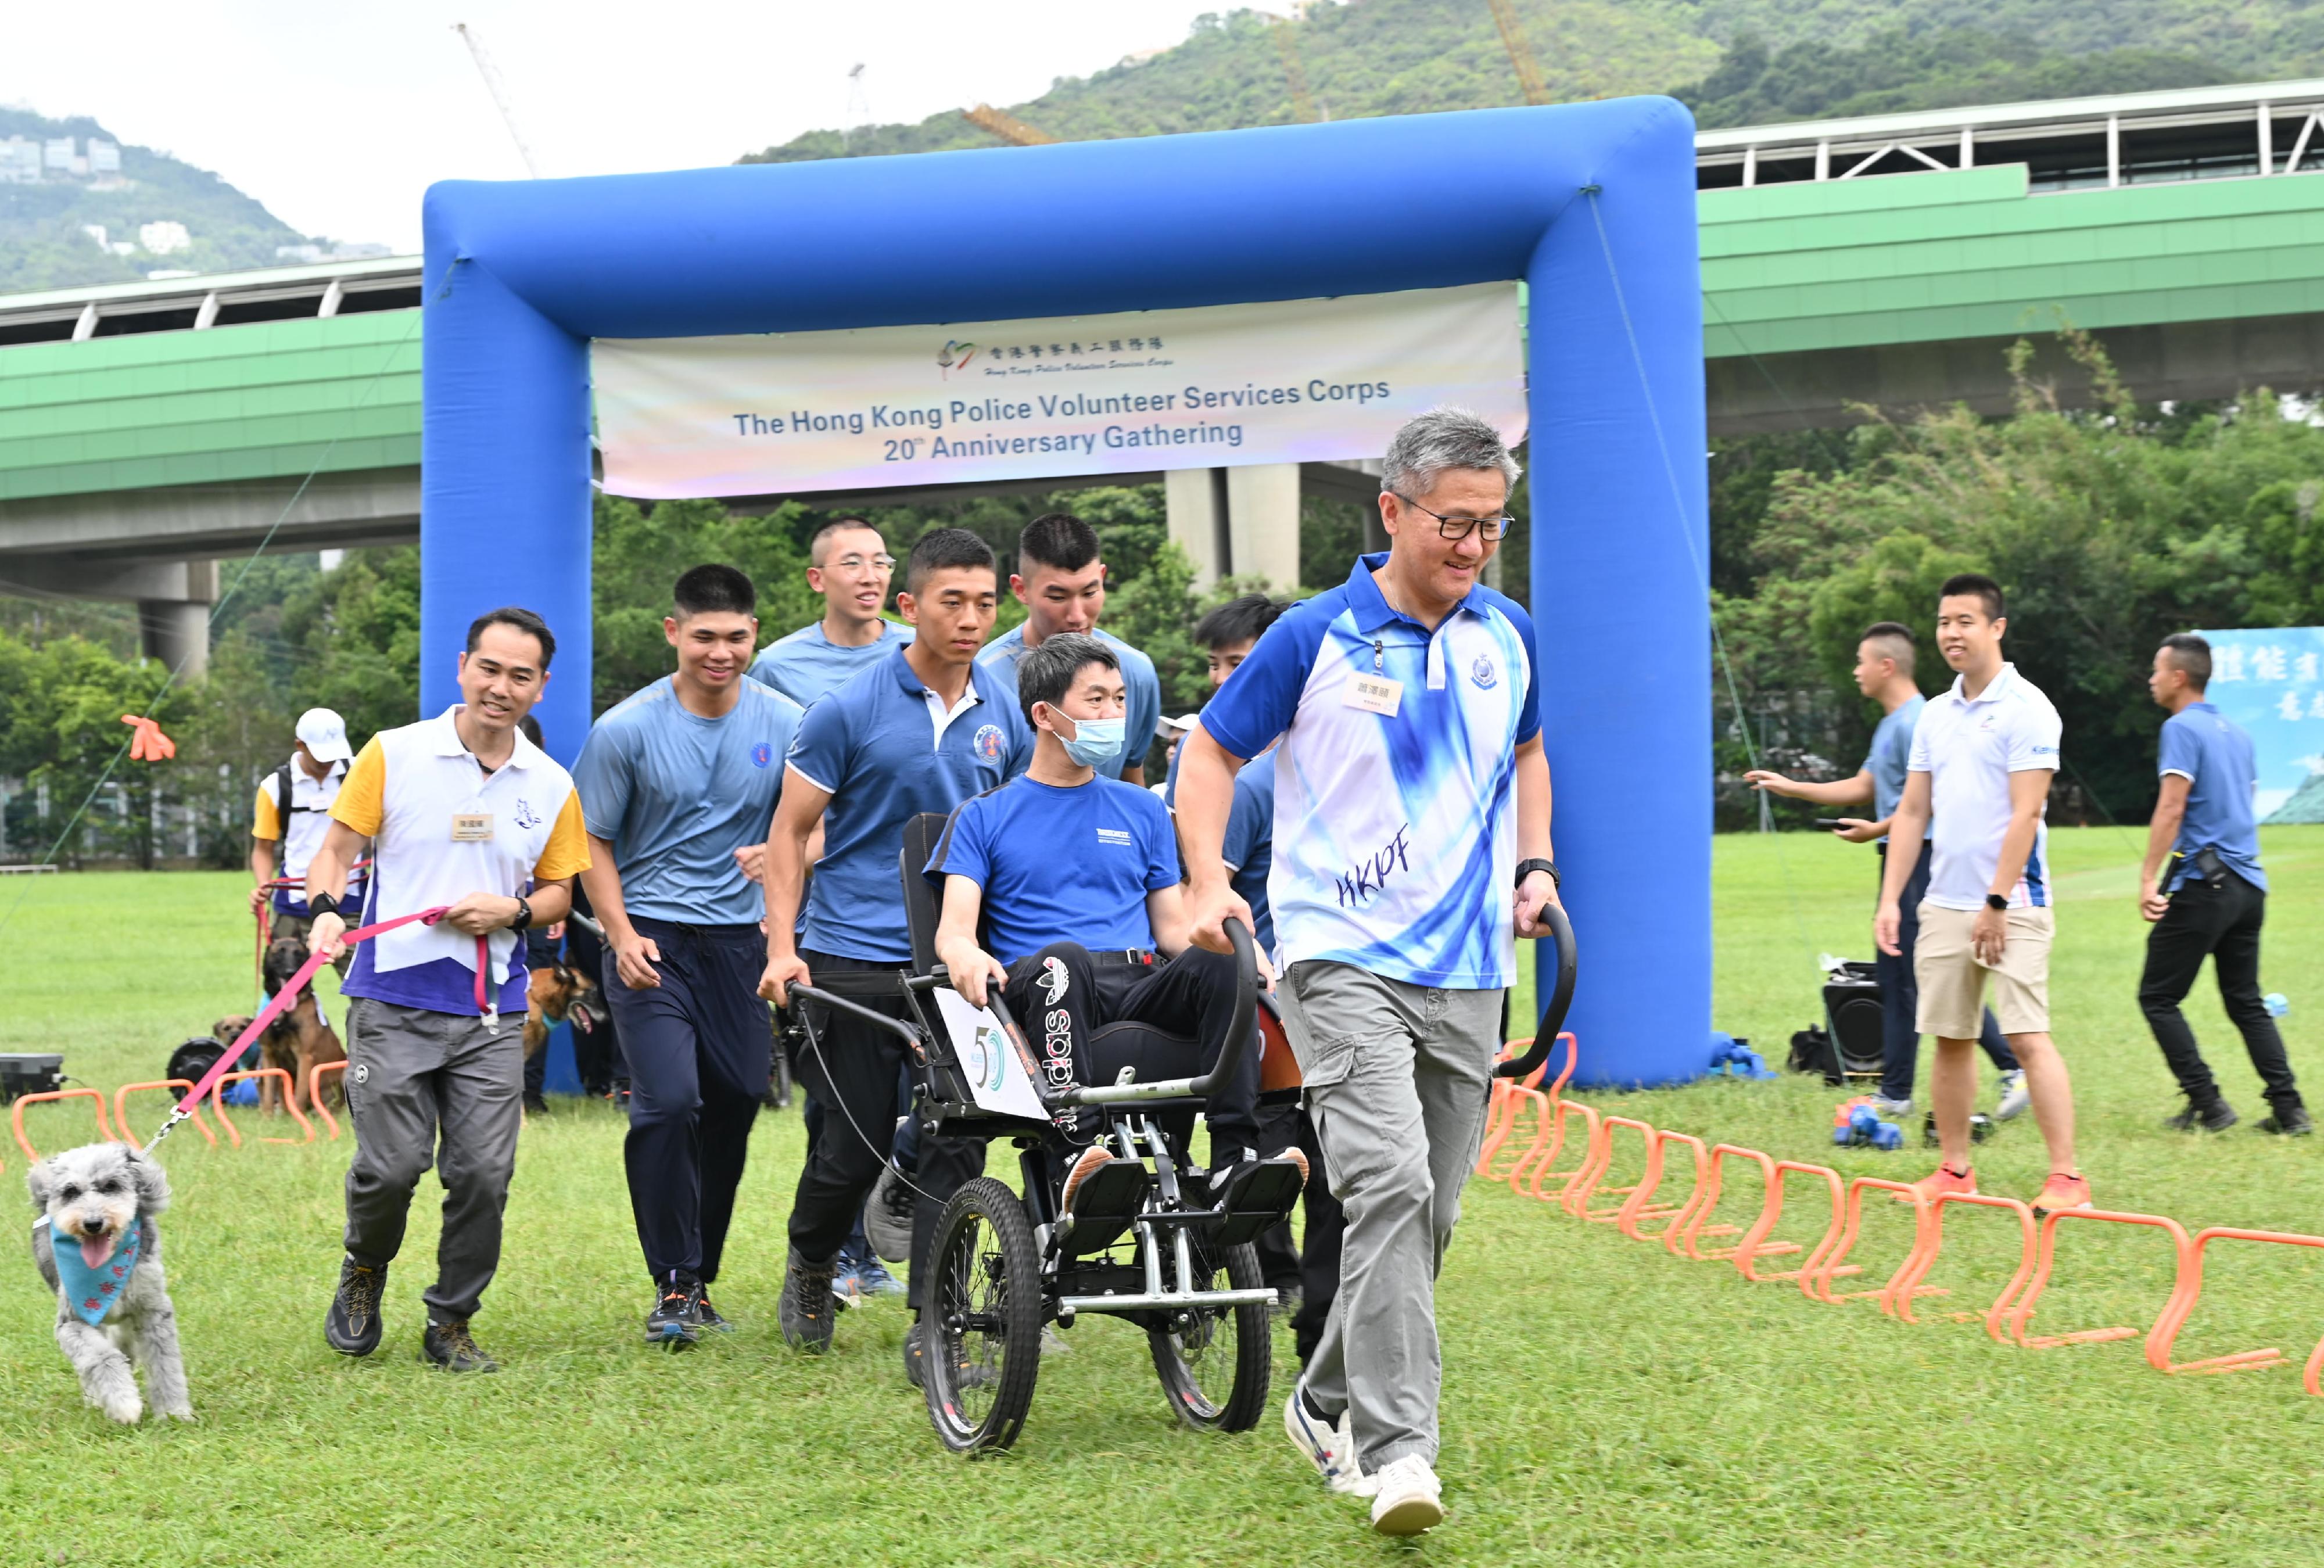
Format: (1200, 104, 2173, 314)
(342, 997, 524, 1323)
(1275, 959, 1502, 1472)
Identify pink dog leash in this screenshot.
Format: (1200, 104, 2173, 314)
(145, 905, 495, 1153)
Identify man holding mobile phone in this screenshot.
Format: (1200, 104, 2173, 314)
(1746, 622, 2024, 1121)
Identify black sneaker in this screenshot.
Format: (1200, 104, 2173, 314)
(645, 1275, 699, 1349)
(325, 1257, 386, 1357)
(522, 1093, 548, 1117)
(687, 1280, 734, 1332)
(903, 1318, 926, 1388)
(779, 1248, 837, 1354)
(420, 1318, 498, 1373)
(2260, 1104, 2315, 1136)
(2164, 1097, 2239, 1133)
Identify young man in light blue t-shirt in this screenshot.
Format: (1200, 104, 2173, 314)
(747, 516, 914, 708)
(2136, 633, 2308, 1134)
(1745, 623, 2025, 1120)
(574, 565, 805, 1348)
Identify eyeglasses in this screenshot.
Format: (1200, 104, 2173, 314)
(830, 554, 896, 573)
(1391, 494, 1513, 541)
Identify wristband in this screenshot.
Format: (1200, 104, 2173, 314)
(1515, 857, 1560, 889)
(510, 895, 534, 931)
(308, 892, 339, 918)
(1984, 892, 2009, 912)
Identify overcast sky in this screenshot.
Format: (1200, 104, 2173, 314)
(2, 1, 1222, 252)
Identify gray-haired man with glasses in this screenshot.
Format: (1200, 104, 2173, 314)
(748, 517, 914, 708)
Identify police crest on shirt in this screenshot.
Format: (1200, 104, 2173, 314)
(1470, 654, 1497, 690)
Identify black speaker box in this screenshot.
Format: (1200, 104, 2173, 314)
(1820, 962, 1887, 1078)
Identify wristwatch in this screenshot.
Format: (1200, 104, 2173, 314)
(510, 895, 534, 931)
(308, 892, 339, 918)
(1984, 893, 2009, 912)
(1516, 857, 1561, 889)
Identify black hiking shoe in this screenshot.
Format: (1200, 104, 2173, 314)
(645, 1275, 700, 1349)
(325, 1257, 386, 1357)
(779, 1248, 837, 1354)
(420, 1318, 498, 1373)
(2163, 1097, 2239, 1133)
(2260, 1103, 2314, 1136)
(687, 1280, 734, 1332)
(903, 1318, 926, 1388)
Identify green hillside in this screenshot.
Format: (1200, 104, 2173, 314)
(0, 107, 325, 295)
(741, 0, 2316, 164)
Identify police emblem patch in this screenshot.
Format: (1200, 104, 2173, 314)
(1470, 654, 1498, 690)
(972, 723, 1005, 762)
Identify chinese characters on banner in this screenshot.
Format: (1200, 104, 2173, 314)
(591, 284, 1525, 498)
(2193, 627, 2324, 823)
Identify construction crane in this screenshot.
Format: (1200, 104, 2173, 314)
(962, 103, 1057, 146)
(1484, 0, 1552, 107)
(1262, 13, 1322, 124)
(454, 22, 543, 177)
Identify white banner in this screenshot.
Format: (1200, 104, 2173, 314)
(593, 283, 1525, 498)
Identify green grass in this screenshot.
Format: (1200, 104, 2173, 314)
(2, 830, 2322, 1565)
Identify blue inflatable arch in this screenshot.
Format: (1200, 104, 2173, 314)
(421, 98, 1709, 1086)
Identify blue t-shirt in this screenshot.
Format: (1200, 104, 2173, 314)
(572, 676, 803, 927)
(1221, 750, 1277, 955)
(927, 774, 1179, 964)
(1866, 693, 1927, 844)
(1198, 552, 1539, 990)
(748, 619, 914, 708)
(2159, 701, 2266, 892)
(786, 645, 1035, 961)
(977, 624, 1163, 780)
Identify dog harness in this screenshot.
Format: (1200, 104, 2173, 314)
(51, 1222, 141, 1327)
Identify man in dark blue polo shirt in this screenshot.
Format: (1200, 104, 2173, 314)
(758, 528, 1035, 1358)
(575, 565, 805, 1348)
(2136, 633, 2308, 1134)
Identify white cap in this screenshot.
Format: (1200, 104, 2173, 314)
(295, 708, 353, 764)
(1156, 712, 1201, 740)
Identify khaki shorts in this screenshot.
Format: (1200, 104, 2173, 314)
(1913, 902, 2053, 1038)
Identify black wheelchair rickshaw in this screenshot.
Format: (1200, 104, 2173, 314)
(778, 812, 1577, 1456)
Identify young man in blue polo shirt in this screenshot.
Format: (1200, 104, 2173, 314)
(2136, 633, 2309, 1135)
(977, 512, 1163, 785)
(1178, 408, 1559, 1537)
(574, 565, 806, 1348)
(926, 632, 1292, 1213)
(748, 516, 914, 706)
(759, 528, 1035, 1359)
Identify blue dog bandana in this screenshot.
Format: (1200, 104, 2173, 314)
(52, 1224, 141, 1327)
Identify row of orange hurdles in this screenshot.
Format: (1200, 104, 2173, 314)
(1477, 1035, 2324, 1393)
(7, 1064, 349, 1169)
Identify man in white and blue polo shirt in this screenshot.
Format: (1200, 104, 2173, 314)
(747, 516, 914, 708)
(2136, 633, 2308, 1134)
(758, 528, 1035, 1360)
(575, 565, 805, 1348)
(977, 512, 1163, 785)
(1178, 408, 1559, 1538)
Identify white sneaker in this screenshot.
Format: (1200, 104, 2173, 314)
(1369, 1455, 1445, 1535)
(1869, 1095, 1913, 1119)
(1995, 1069, 2029, 1122)
(1282, 1385, 1376, 1496)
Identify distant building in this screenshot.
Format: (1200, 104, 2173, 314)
(275, 243, 325, 264)
(87, 139, 120, 174)
(138, 221, 191, 255)
(329, 241, 392, 260)
(42, 137, 73, 170)
(82, 224, 107, 249)
(0, 137, 40, 184)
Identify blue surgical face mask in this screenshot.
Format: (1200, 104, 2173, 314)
(1053, 712, 1125, 771)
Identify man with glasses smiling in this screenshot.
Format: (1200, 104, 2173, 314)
(1177, 407, 1556, 1535)
(749, 518, 914, 708)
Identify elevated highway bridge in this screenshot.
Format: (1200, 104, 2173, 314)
(8, 77, 2324, 668)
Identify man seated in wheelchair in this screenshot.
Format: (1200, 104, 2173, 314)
(927, 631, 1308, 1216)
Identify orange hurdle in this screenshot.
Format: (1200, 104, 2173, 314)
(2003, 1208, 2192, 1350)
(1730, 1161, 1848, 1286)
(1882, 1191, 2039, 1336)
(1805, 1176, 1927, 1305)
(308, 1060, 347, 1139)
(209, 1069, 315, 1147)
(1563, 1116, 1666, 1225)
(12, 1087, 121, 1162)
(112, 1081, 216, 1148)
(1676, 1145, 1803, 1278)
(1522, 1097, 1601, 1203)
(1474, 1040, 1545, 1176)
(1654, 1133, 1730, 1258)
(2147, 1226, 2324, 1384)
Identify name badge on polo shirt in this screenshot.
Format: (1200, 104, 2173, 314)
(450, 812, 494, 842)
(1344, 672, 1403, 717)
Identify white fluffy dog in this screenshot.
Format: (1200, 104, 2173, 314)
(27, 1142, 191, 1424)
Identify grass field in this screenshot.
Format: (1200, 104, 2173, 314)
(2, 827, 2322, 1565)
